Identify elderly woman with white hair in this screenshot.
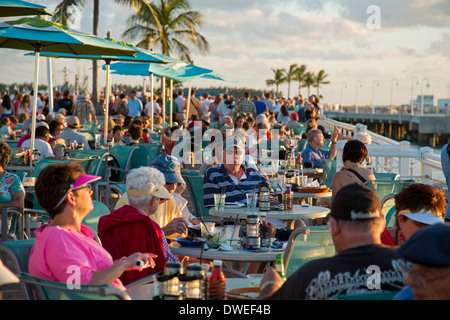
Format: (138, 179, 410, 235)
(98, 166, 177, 286)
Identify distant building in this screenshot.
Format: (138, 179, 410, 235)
(438, 98, 450, 112)
(414, 94, 434, 112)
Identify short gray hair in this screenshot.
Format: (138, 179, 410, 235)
(126, 167, 166, 207)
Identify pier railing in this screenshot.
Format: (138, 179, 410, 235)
(321, 117, 445, 186)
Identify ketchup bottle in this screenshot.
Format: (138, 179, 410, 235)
(209, 260, 226, 300)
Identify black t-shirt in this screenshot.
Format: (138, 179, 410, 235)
(266, 244, 407, 300)
(58, 98, 73, 114)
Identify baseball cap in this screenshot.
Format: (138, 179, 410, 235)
(397, 224, 450, 268)
(151, 154, 184, 184)
(36, 114, 45, 121)
(330, 183, 382, 221)
(67, 116, 80, 128)
(399, 210, 444, 226)
(222, 137, 244, 151)
(127, 184, 171, 199)
(201, 115, 210, 125)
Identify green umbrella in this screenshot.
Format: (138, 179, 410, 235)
(0, 16, 137, 157)
(28, 41, 181, 144)
(0, 0, 51, 17)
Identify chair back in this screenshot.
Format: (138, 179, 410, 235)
(108, 145, 138, 183)
(18, 272, 131, 300)
(130, 143, 163, 170)
(0, 239, 36, 299)
(82, 200, 110, 234)
(1, 207, 25, 241)
(283, 226, 335, 278)
(374, 172, 400, 181)
(298, 139, 308, 151)
(181, 173, 212, 219)
(364, 180, 413, 202)
(322, 159, 336, 189)
(381, 194, 397, 227)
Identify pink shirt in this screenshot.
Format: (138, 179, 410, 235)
(28, 223, 126, 291)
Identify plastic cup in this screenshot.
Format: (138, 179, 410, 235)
(248, 274, 263, 287)
(214, 194, 226, 210)
(246, 193, 257, 208)
(201, 222, 215, 237)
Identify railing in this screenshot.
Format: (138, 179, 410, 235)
(320, 117, 446, 187)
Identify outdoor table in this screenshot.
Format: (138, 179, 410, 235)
(293, 190, 332, 206)
(208, 204, 330, 229)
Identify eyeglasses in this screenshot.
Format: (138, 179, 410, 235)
(407, 268, 450, 288)
(53, 184, 92, 209)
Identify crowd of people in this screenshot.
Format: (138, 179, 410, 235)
(0, 87, 449, 301)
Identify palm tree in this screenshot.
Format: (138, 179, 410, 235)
(314, 69, 330, 97)
(284, 63, 299, 99)
(122, 0, 209, 63)
(303, 71, 315, 97)
(293, 64, 307, 97)
(53, 0, 151, 112)
(266, 68, 286, 97)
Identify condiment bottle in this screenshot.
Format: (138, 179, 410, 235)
(209, 260, 226, 300)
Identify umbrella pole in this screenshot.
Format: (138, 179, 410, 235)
(47, 57, 54, 113)
(150, 73, 154, 132)
(162, 77, 166, 127)
(185, 80, 192, 128)
(170, 79, 173, 127)
(30, 49, 40, 163)
(103, 60, 111, 146)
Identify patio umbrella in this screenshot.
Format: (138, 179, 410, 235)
(0, 0, 51, 17)
(0, 16, 137, 158)
(109, 62, 216, 128)
(30, 42, 180, 145)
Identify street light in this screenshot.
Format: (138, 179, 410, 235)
(410, 77, 419, 115)
(390, 78, 398, 114)
(340, 81, 347, 111)
(355, 80, 362, 113)
(372, 79, 380, 114)
(420, 78, 430, 115)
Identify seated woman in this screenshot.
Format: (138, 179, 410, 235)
(0, 140, 25, 210)
(98, 166, 174, 286)
(322, 139, 375, 207)
(382, 183, 446, 247)
(28, 162, 155, 291)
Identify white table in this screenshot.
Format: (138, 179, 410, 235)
(209, 204, 330, 229)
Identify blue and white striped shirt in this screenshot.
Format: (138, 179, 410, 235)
(203, 164, 267, 207)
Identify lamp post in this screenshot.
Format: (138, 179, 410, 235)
(420, 78, 430, 116)
(390, 78, 398, 114)
(340, 81, 347, 112)
(410, 77, 419, 115)
(372, 79, 380, 114)
(355, 80, 362, 113)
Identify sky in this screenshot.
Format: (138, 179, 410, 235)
(1, 0, 449, 107)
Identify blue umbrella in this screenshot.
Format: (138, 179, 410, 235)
(109, 62, 218, 127)
(0, 0, 51, 17)
(0, 16, 137, 156)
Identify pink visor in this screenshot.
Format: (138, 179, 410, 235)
(72, 174, 101, 189)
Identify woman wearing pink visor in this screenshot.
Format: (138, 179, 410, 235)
(28, 162, 156, 291)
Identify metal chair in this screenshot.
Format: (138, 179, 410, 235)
(364, 179, 414, 202)
(0, 239, 36, 299)
(18, 272, 131, 300)
(283, 226, 335, 278)
(322, 159, 336, 189)
(373, 172, 400, 181)
(182, 173, 217, 222)
(381, 194, 397, 228)
(82, 200, 110, 234)
(129, 143, 163, 170)
(1, 207, 25, 241)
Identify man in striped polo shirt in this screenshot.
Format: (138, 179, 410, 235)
(203, 138, 267, 208)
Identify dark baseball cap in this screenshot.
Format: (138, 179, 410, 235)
(151, 154, 184, 184)
(330, 183, 382, 221)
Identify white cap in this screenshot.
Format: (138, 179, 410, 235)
(213, 260, 222, 266)
(401, 212, 444, 225)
